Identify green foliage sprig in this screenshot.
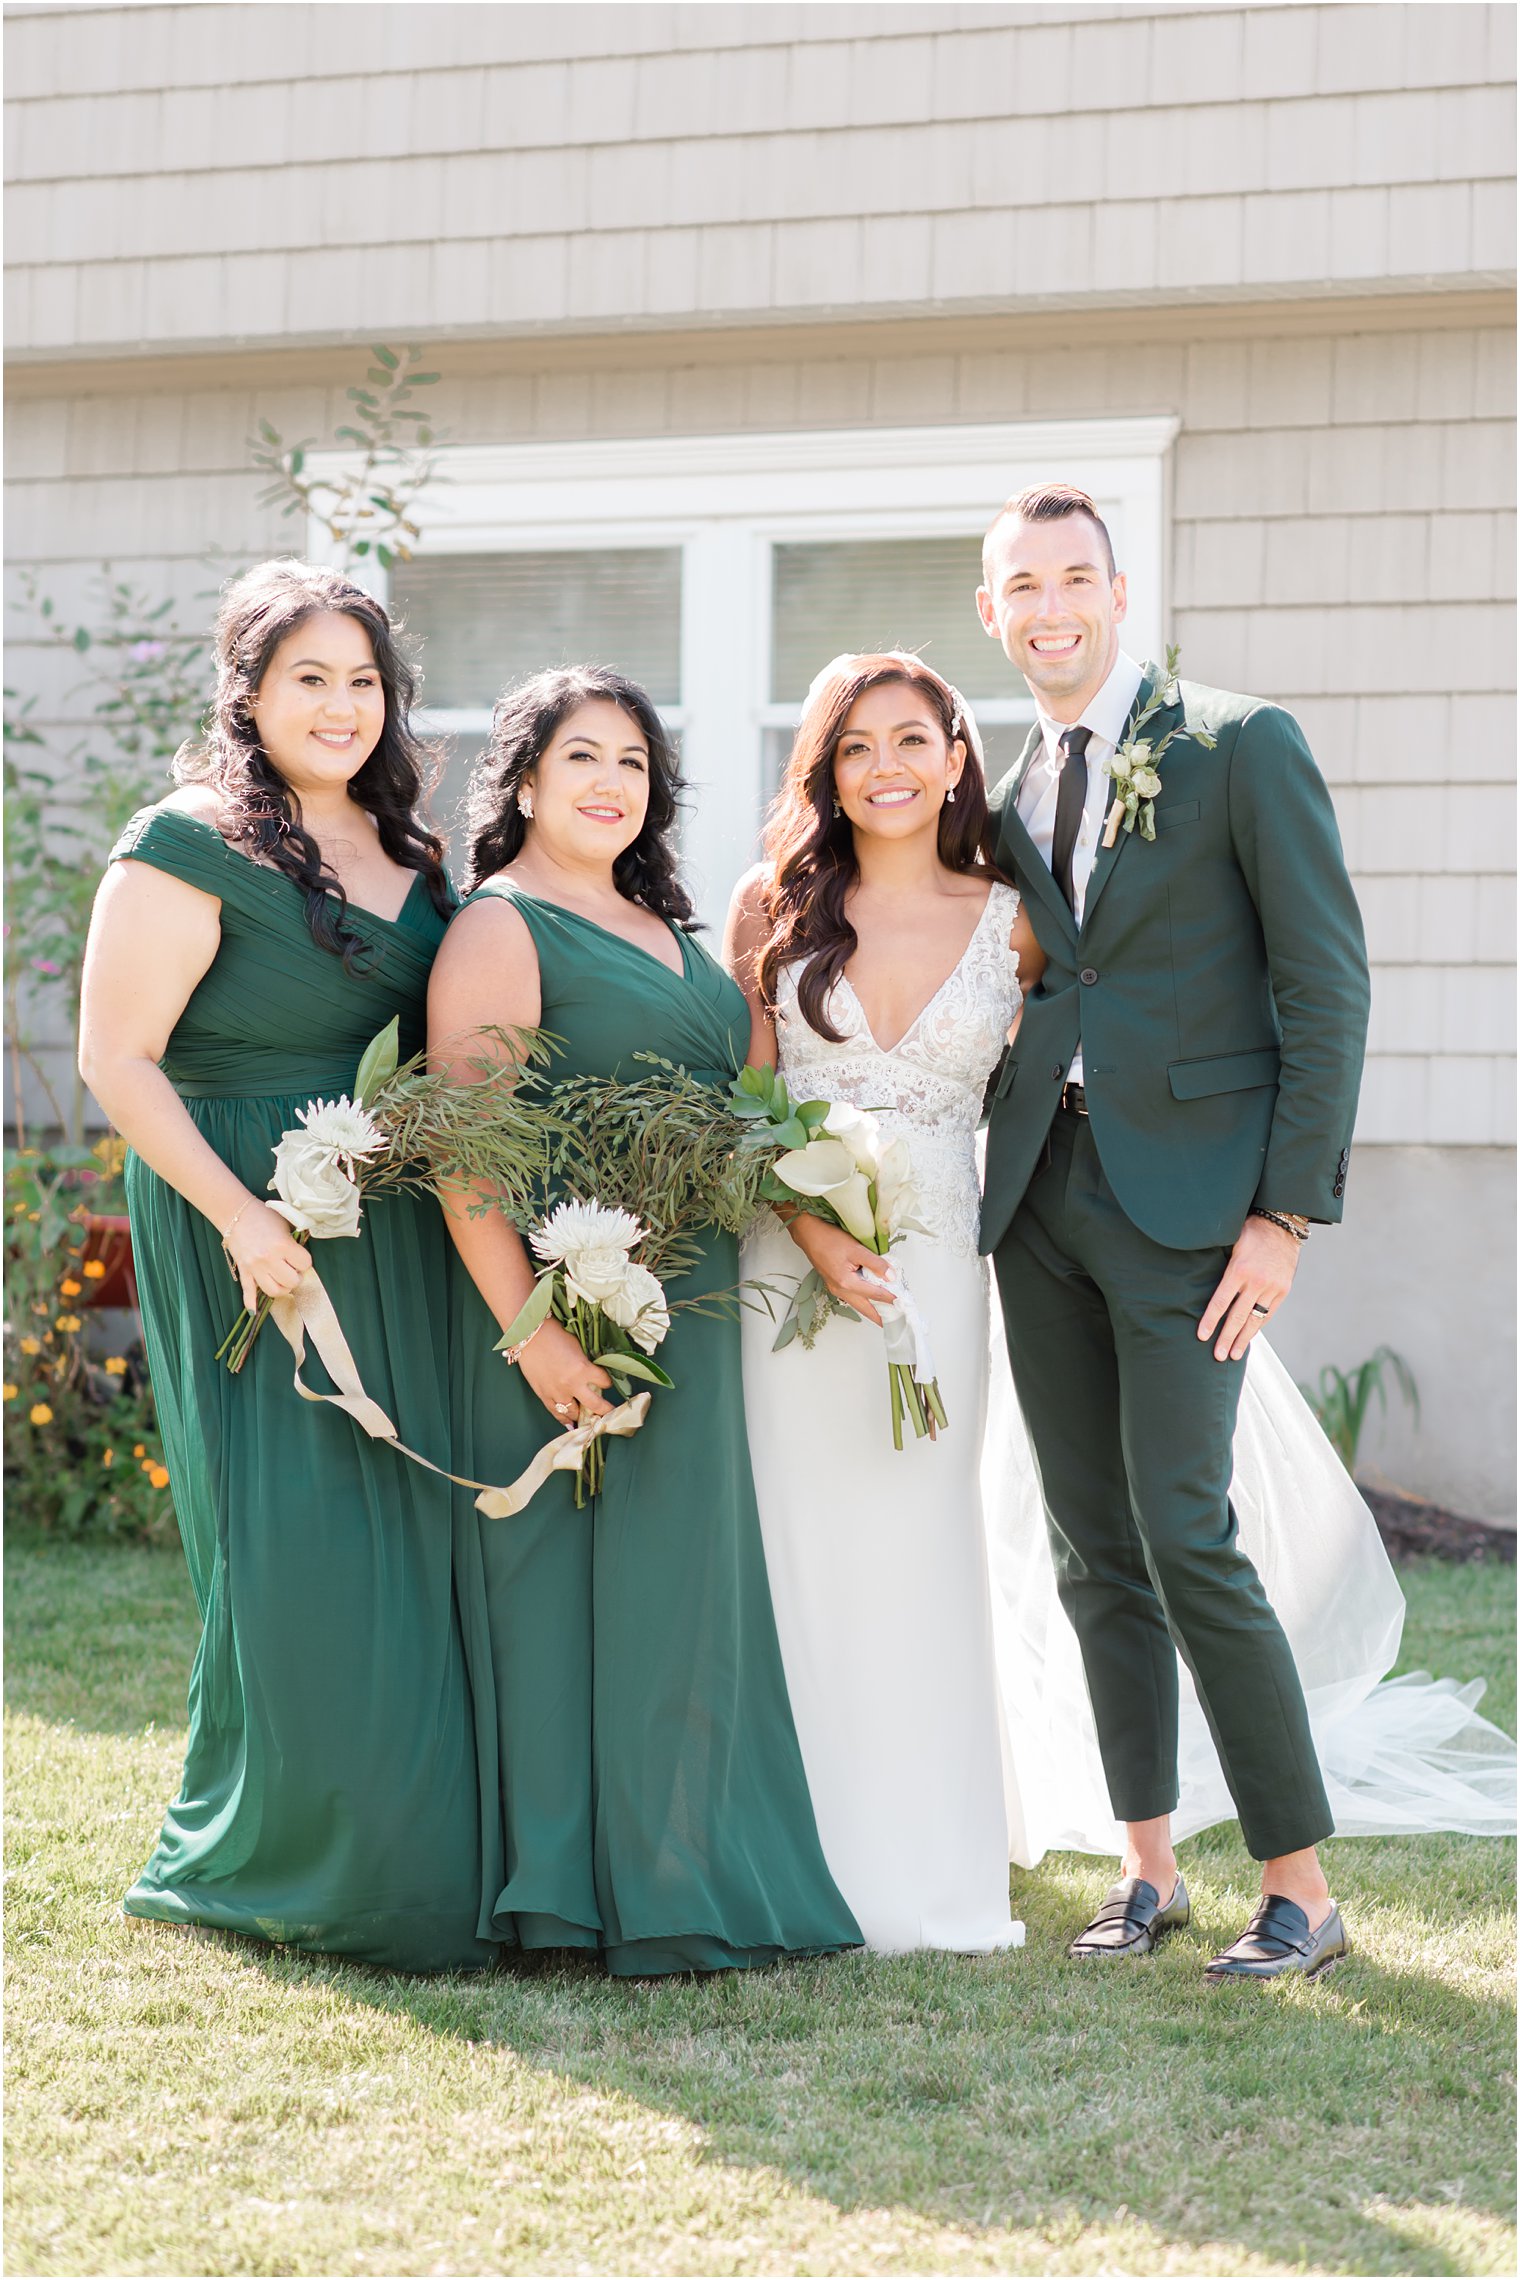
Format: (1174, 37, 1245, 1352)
(4, 575, 207, 1144)
(1301, 1345, 1421, 1476)
(249, 345, 442, 573)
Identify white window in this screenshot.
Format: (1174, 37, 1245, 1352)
(308, 418, 1179, 923)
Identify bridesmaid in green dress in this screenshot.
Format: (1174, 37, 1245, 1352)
(78, 561, 494, 1973)
(430, 666, 861, 1975)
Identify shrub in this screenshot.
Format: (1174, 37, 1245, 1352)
(2, 1146, 175, 1544)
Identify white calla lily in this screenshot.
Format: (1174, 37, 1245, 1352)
(773, 1136, 879, 1247)
(821, 1101, 882, 1175)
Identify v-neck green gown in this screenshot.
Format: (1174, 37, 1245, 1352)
(449, 884, 861, 1975)
(113, 808, 495, 1973)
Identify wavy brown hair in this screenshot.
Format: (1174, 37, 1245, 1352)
(461, 665, 696, 925)
(757, 655, 998, 1041)
(178, 559, 450, 966)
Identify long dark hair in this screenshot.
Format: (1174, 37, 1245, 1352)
(462, 665, 696, 925)
(758, 654, 997, 1041)
(178, 559, 450, 965)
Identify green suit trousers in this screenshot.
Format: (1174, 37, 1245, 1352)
(995, 1108, 1334, 1862)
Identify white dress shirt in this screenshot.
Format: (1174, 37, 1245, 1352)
(1016, 648, 1145, 1084)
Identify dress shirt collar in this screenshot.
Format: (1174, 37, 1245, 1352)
(1035, 648, 1146, 769)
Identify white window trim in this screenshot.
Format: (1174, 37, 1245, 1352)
(306, 416, 1179, 923)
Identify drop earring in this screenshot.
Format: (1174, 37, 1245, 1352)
(517, 790, 534, 820)
(945, 785, 957, 805)
(831, 792, 842, 818)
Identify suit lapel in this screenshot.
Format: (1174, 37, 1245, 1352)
(1079, 666, 1177, 932)
(994, 719, 1074, 937)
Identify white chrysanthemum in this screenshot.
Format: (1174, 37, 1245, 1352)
(530, 1200, 646, 1267)
(296, 1096, 386, 1164)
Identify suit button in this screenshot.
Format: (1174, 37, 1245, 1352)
(1080, 967, 1098, 985)
(1333, 1180, 1345, 1197)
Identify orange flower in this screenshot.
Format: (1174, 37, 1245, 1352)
(83, 1260, 107, 1280)
(59, 1278, 83, 1298)
(147, 1465, 170, 1490)
(102, 1448, 115, 1467)
(19, 1337, 41, 1356)
(140, 1457, 155, 1474)
(29, 1403, 53, 1426)
(104, 1356, 128, 1376)
(132, 1443, 146, 1458)
(2, 1383, 17, 1402)
(55, 1315, 83, 1334)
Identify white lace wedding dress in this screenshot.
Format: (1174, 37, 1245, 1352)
(741, 882, 1515, 1952)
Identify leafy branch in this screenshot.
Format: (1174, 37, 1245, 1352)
(249, 344, 443, 574)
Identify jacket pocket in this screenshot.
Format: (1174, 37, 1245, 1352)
(1168, 1046, 1280, 1100)
(1152, 799, 1201, 834)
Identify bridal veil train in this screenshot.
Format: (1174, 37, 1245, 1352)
(985, 1305, 1517, 1868)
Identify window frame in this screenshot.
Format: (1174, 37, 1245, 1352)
(305, 416, 1180, 922)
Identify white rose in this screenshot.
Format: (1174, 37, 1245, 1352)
(1131, 768, 1162, 799)
(269, 1136, 362, 1241)
(603, 1262, 670, 1352)
(563, 1245, 636, 1309)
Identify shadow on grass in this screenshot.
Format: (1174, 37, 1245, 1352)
(188, 1835, 1518, 2279)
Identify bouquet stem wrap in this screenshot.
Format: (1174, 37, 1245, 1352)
(267, 1260, 650, 1516)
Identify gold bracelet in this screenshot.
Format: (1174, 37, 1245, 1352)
(220, 1197, 255, 1244)
(503, 1318, 545, 1366)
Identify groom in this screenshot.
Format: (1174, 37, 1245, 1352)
(977, 483, 1370, 1980)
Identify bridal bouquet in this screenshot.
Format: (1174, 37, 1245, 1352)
(216, 1018, 553, 1374)
(495, 1201, 673, 1505)
(727, 1064, 947, 1451)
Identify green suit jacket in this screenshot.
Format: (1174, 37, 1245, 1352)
(980, 668, 1371, 1256)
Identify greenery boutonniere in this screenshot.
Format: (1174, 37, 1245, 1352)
(1102, 645, 1216, 846)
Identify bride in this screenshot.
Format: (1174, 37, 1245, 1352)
(725, 651, 1515, 1955)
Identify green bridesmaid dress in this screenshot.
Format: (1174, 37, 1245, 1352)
(114, 808, 495, 1973)
(449, 885, 862, 1976)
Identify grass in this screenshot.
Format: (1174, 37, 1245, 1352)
(5, 1536, 1515, 2279)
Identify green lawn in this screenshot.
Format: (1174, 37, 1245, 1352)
(5, 1537, 1515, 2279)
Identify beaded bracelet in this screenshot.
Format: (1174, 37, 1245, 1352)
(1250, 1206, 1309, 1243)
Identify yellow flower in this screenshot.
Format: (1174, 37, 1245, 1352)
(132, 1442, 146, 1458)
(83, 1260, 107, 1280)
(2, 1383, 17, 1401)
(101, 1447, 115, 1467)
(29, 1403, 53, 1426)
(19, 1337, 41, 1356)
(60, 1278, 83, 1298)
(104, 1356, 128, 1376)
(140, 1457, 155, 1474)
(55, 1314, 83, 1334)
(148, 1465, 170, 1490)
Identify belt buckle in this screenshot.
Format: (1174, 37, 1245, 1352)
(1062, 1083, 1089, 1118)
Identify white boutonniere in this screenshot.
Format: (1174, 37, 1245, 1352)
(1102, 645, 1217, 847)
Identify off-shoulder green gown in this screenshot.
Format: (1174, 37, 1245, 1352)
(114, 808, 494, 1973)
(449, 885, 861, 1975)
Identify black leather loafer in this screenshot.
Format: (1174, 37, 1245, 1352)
(1067, 1873, 1190, 1958)
(1205, 1895, 1347, 1982)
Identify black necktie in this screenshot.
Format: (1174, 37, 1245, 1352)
(1050, 725, 1092, 913)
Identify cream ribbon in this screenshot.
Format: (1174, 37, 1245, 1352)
(266, 1265, 650, 1515)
